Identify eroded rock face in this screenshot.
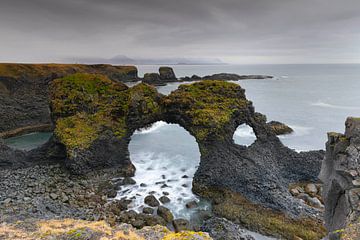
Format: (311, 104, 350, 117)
(319, 117, 360, 239)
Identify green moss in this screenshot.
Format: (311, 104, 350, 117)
(165, 81, 249, 141)
(194, 185, 326, 240)
(51, 75, 161, 152)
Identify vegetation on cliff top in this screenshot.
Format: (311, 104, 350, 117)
(0, 63, 137, 79)
(51, 73, 161, 151)
(0, 219, 212, 240)
(165, 80, 250, 140)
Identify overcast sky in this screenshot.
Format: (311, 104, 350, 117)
(0, 0, 359, 64)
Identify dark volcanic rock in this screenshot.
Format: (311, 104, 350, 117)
(142, 207, 154, 214)
(267, 121, 294, 135)
(201, 73, 273, 81)
(159, 67, 177, 81)
(172, 219, 190, 232)
(202, 217, 255, 240)
(185, 200, 198, 209)
(5, 77, 325, 238)
(143, 73, 165, 86)
(144, 195, 160, 207)
(319, 117, 360, 239)
(159, 196, 171, 204)
(157, 206, 174, 222)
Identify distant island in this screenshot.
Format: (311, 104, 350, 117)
(64, 55, 227, 65)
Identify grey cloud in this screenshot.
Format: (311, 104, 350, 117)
(0, 0, 359, 63)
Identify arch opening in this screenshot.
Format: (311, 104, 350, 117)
(117, 121, 209, 219)
(233, 124, 257, 147)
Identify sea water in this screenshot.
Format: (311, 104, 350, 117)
(138, 64, 360, 151)
(4, 132, 52, 151)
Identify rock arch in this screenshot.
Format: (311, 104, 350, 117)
(15, 73, 326, 238)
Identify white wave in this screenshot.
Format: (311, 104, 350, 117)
(234, 125, 256, 138)
(277, 125, 313, 138)
(311, 101, 360, 110)
(134, 121, 167, 134)
(116, 150, 206, 219)
(281, 75, 289, 79)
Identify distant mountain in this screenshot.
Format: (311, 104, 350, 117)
(66, 55, 226, 65)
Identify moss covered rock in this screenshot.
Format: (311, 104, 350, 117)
(50, 73, 162, 174)
(267, 121, 294, 135)
(164, 80, 251, 141)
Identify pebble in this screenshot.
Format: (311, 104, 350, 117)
(159, 196, 171, 204)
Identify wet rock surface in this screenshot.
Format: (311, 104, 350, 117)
(319, 117, 360, 239)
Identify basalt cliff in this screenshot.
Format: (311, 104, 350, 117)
(319, 117, 360, 240)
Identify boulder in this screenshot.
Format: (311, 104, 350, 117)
(185, 200, 198, 209)
(144, 195, 160, 207)
(157, 206, 174, 222)
(159, 67, 177, 81)
(143, 73, 165, 86)
(172, 219, 190, 232)
(159, 196, 170, 204)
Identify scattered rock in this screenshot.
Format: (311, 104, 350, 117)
(144, 195, 160, 207)
(159, 196, 171, 204)
(50, 193, 58, 200)
(186, 201, 198, 209)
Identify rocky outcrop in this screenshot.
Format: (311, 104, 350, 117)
(180, 73, 273, 82)
(143, 73, 165, 86)
(47, 76, 325, 238)
(142, 66, 178, 86)
(267, 121, 294, 135)
(0, 63, 139, 135)
(319, 117, 360, 239)
(159, 66, 177, 81)
(49, 73, 162, 175)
